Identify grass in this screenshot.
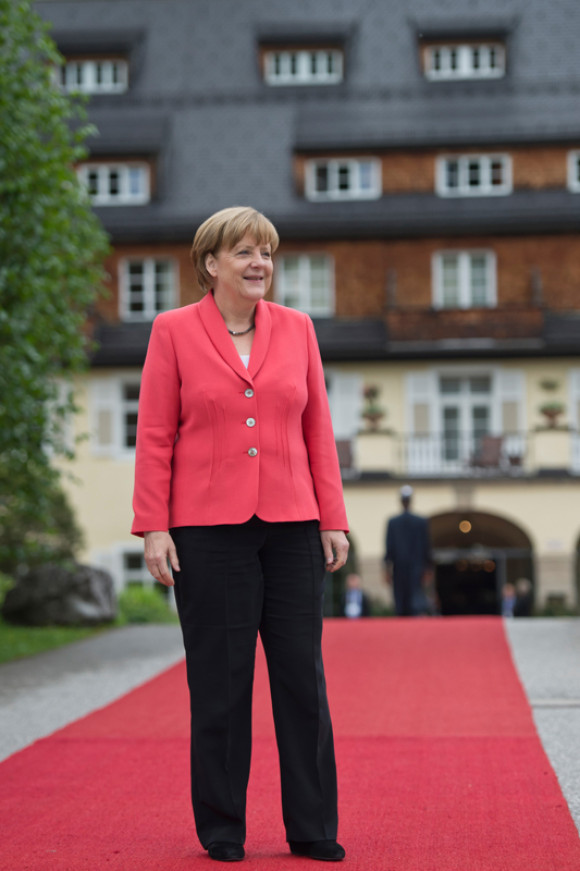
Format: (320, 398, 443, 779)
(116, 584, 179, 625)
(0, 616, 105, 665)
(0, 584, 178, 665)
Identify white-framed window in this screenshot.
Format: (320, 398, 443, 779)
(59, 59, 129, 94)
(92, 544, 175, 604)
(264, 49, 343, 85)
(433, 251, 497, 309)
(276, 254, 334, 316)
(117, 548, 173, 600)
(567, 151, 580, 192)
(436, 154, 512, 196)
(120, 258, 177, 321)
(305, 158, 381, 201)
(405, 367, 525, 475)
(122, 549, 150, 587)
(44, 379, 75, 458)
(90, 376, 141, 458)
(78, 163, 150, 205)
(121, 383, 140, 450)
(425, 43, 505, 80)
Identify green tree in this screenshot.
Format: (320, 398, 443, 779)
(0, 0, 109, 575)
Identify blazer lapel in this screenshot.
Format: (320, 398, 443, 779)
(197, 292, 271, 383)
(197, 292, 250, 382)
(247, 299, 271, 379)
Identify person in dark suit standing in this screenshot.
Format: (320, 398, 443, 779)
(384, 485, 433, 617)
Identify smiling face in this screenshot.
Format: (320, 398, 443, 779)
(205, 234, 273, 308)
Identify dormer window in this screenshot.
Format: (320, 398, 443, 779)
(567, 151, 580, 192)
(263, 48, 343, 85)
(305, 158, 381, 201)
(423, 42, 505, 80)
(59, 58, 129, 93)
(78, 162, 150, 205)
(436, 154, 512, 197)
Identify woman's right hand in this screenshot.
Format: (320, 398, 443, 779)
(144, 531, 180, 586)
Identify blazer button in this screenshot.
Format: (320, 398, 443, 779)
(246, 417, 256, 427)
(248, 447, 258, 457)
(245, 388, 254, 398)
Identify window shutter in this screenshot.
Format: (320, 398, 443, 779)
(496, 369, 525, 460)
(327, 373, 363, 439)
(569, 370, 580, 428)
(90, 378, 119, 457)
(406, 373, 436, 434)
(406, 372, 437, 473)
(570, 370, 580, 473)
(496, 370, 524, 432)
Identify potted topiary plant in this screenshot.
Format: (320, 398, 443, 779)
(362, 385, 386, 431)
(538, 401, 566, 428)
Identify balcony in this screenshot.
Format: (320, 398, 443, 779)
(338, 428, 580, 480)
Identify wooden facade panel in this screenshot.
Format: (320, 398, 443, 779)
(98, 234, 579, 326)
(326, 235, 580, 315)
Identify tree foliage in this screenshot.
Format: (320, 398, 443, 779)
(0, 0, 109, 574)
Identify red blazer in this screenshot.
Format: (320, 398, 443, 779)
(131, 292, 348, 536)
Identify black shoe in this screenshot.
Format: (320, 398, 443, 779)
(207, 841, 245, 862)
(289, 840, 345, 861)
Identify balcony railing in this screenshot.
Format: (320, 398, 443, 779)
(338, 429, 580, 479)
(401, 432, 527, 477)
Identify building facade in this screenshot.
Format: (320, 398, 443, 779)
(37, 0, 580, 614)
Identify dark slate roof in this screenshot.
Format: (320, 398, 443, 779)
(36, 0, 580, 240)
(86, 109, 170, 156)
(543, 313, 580, 350)
(413, 16, 517, 39)
(255, 21, 355, 44)
(91, 314, 580, 368)
(90, 317, 390, 366)
(93, 189, 580, 244)
(294, 90, 580, 151)
(91, 321, 153, 366)
(50, 27, 144, 54)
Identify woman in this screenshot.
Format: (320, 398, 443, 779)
(132, 206, 349, 863)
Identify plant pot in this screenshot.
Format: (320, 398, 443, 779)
(362, 412, 384, 431)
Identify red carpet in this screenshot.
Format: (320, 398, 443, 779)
(1, 618, 579, 870)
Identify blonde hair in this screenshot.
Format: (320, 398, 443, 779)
(190, 206, 280, 292)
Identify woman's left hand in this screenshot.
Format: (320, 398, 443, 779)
(320, 530, 349, 573)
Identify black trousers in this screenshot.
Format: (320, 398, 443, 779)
(171, 517, 338, 848)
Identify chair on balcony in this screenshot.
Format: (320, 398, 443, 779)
(471, 435, 504, 471)
(335, 439, 356, 477)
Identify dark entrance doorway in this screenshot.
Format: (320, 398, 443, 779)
(436, 552, 498, 615)
(430, 511, 533, 616)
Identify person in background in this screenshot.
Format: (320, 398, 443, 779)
(384, 485, 433, 617)
(514, 578, 533, 617)
(501, 582, 517, 618)
(342, 572, 371, 618)
(132, 207, 349, 863)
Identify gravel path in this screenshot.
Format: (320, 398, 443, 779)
(0, 624, 184, 761)
(505, 617, 580, 834)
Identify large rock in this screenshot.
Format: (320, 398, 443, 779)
(2, 563, 117, 626)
